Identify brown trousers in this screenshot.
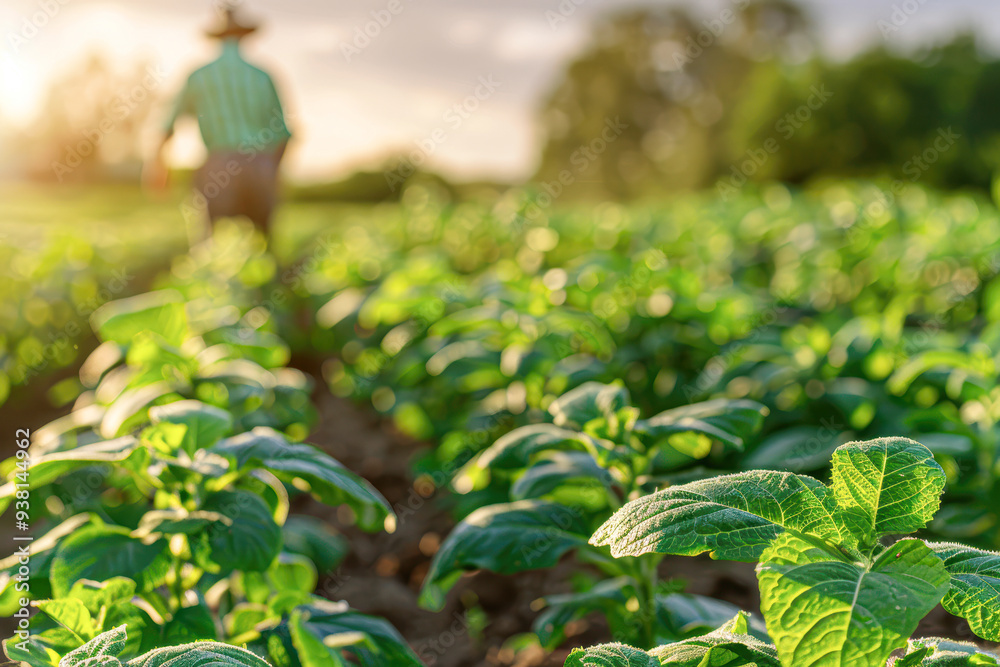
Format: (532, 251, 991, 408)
(194, 151, 279, 237)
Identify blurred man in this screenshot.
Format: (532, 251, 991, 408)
(146, 4, 292, 241)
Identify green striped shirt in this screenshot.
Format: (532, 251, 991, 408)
(164, 39, 291, 152)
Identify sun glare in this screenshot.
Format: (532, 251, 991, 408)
(0, 3, 141, 128)
(0, 53, 43, 127)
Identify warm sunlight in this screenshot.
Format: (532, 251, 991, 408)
(4, 0, 992, 183)
(7, 2, 1000, 667)
(0, 53, 42, 127)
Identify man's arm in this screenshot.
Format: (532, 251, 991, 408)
(145, 77, 193, 192)
(144, 130, 173, 192)
(274, 136, 288, 165)
(265, 75, 292, 165)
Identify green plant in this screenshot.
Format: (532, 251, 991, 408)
(295, 182, 1000, 555)
(417, 381, 770, 649)
(0, 221, 184, 409)
(565, 613, 1000, 667)
(14, 181, 1000, 665)
(571, 436, 1000, 666)
(0, 289, 420, 667)
(16, 624, 272, 667)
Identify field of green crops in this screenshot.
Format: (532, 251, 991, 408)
(0, 185, 372, 409)
(4, 180, 1000, 667)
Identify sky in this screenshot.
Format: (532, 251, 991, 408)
(1, 0, 999, 183)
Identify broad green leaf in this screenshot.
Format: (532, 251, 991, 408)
(198, 360, 273, 395)
(534, 577, 631, 649)
(135, 510, 228, 538)
(887, 350, 984, 396)
(193, 490, 282, 574)
(743, 427, 844, 473)
(648, 628, 780, 667)
(288, 609, 349, 667)
(0, 572, 17, 618)
(124, 333, 196, 388)
(266, 553, 318, 595)
(656, 595, 768, 643)
(510, 451, 614, 502)
(548, 382, 630, 428)
(0, 438, 141, 513)
(209, 329, 291, 369)
(926, 542, 1000, 641)
(830, 437, 946, 547)
(268, 591, 311, 618)
(757, 534, 950, 667)
(281, 517, 349, 574)
(140, 423, 188, 455)
(565, 643, 657, 667)
(211, 428, 392, 533)
(32, 403, 107, 455)
(61, 625, 127, 667)
(161, 451, 230, 480)
(224, 603, 271, 642)
(148, 400, 233, 453)
(4, 631, 64, 667)
(162, 602, 217, 643)
(897, 646, 932, 667)
(100, 383, 176, 439)
(67, 578, 136, 614)
(590, 470, 840, 561)
(468, 423, 606, 471)
(422, 340, 498, 383)
(718, 612, 750, 636)
(50, 527, 170, 598)
(0, 515, 93, 611)
(126, 642, 271, 667)
(35, 598, 96, 641)
(234, 570, 272, 606)
(102, 601, 156, 659)
(420, 500, 589, 611)
(92, 291, 189, 348)
(634, 399, 769, 451)
(277, 599, 421, 667)
(903, 638, 1000, 666)
(66, 651, 122, 666)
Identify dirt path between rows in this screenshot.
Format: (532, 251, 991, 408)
(299, 392, 566, 667)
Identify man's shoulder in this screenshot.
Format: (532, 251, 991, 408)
(242, 59, 276, 83)
(189, 55, 271, 78)
(186, 61, 216, 83)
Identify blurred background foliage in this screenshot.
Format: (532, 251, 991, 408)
(5, 54, 159, 183)
(537, 1, 1000, 199)
(6, 0, 1000, 200)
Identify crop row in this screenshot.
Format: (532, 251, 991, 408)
(280, 182, 1000, 664)
(1, 225, 422, 666)
(0, 227, 180, 410)
(6, 181, 1000, 666)
(290, 183, 1000, 548)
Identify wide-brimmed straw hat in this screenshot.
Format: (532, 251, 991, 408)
(205, 4, 260, 39)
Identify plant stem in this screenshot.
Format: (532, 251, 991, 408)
(170, 555, 184, 610)
(636, 555, 659, 649)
